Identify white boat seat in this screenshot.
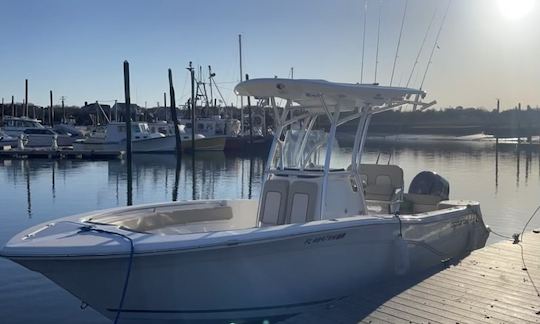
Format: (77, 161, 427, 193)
(259, 179, 289, 226)
(359, 164, 404, 200)
(404, 193, 442, 213)
(285, 181, 318, 224)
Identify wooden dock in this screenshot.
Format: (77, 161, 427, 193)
(0, 148, 124, 160)
(282, 230, 540, 324)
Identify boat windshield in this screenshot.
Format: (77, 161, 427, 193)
(272, 128, 342, 171)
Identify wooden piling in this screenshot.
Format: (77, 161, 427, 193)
(61, 96, 65, 123)
(49, 91, 54, 126)
(163, 92, 168, 122)
(188, 61, 196, 152)
(24, 79, 28, 117)
(517, 103, 521, 145)
(245, 74, 253, 145)
(168, 69, 182, 154)
(1, 97, 4, 122)
(123, 61, 133, 206)
(11, 96, 14, 116)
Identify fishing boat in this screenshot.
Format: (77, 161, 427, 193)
(148, 121, 226, 151)
(1, 79, 490, 323)
(2, 116, 76, 147)
(73, 121, 176, 153)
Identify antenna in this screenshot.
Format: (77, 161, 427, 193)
(374, 0, 382, 83)
(390, 0, 409, 86)
(360, 0, 367, 83)
(406, 6, 437, 87)
(420, 0, 452, 90)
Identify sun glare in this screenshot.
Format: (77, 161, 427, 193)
(498, 0, 535, 20)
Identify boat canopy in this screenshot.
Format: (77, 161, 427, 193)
(235, 78, 435, 221)
(234, 78, 432, 113)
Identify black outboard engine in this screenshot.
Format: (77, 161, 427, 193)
(409, 171, 449, 200)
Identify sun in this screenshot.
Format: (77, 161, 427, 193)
(498, 0, 535, 20)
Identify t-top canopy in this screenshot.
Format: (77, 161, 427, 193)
(234, 78, 428, 113)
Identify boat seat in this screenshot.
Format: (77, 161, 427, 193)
(259, 179, 289, 226)
(285, 181, 318, 224)
(359, 164, 404, 201)
(404, 193, 442, 213)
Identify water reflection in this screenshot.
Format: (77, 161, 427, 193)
(0, 142, 538, 238)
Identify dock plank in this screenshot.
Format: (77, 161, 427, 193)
(281, 231, 540, 324)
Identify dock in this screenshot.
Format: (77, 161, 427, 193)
(282, 230, 540, 324)
(0, 148, 124, 160)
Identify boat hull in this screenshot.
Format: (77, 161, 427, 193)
(181, 136, 226, 151)
(74, 136, 225, 152)
(9, 206, 488, 323)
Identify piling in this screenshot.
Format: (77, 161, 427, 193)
(61, 97, 65, 123)
(517, 103, 521, 145)
(245, 74, 253, 145)
(168, 69, 181, 154)
(1, 97, 4, 121)
(49, 91, 54, 126)
(11, 96, 14, 116)
(163, 92, 168, 122)
(188, 61, 196, 152)
(24, 79, 28, 117)
(123, 61, 133, 206)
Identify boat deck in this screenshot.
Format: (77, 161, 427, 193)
(282, 230, 540, 324)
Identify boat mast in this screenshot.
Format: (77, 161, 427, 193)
(238, 34, 244, 134)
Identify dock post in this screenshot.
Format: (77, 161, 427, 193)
(517, 103, 521, 145)
(123, 61, 133, 206)
(11, 96, 14, 116)
(24, 79, 28, 117)
(245, 74, 253, 145)
(163, 92, 168, 122)
(49, 91, 54, 126)
(61, 96, 65, 123)
(1, 97, 4, 122)
(188, 61, 196, 152)
(168, 69, 182, 154)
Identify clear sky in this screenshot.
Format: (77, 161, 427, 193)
(0, 0, 539, 110)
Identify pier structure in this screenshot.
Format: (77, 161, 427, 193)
(283, 231, 540, 323)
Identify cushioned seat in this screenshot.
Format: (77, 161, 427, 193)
(285, 181, 319, 224)
(258, 179, 289, 226)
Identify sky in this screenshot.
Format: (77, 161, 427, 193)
(0, 0, 539, 110)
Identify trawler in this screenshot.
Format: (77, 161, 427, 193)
(1, 79, 490, 323)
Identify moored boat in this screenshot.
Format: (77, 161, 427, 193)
(1, 79, 490, 323)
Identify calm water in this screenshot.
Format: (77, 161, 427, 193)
(1, 141, 539, 323)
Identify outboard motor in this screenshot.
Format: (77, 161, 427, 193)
(409, 171, 449, 200)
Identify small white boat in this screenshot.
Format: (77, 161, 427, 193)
(1, 79, 490, 323)
(0, 129, 17, 148)
(2, 116, 75, 147)
(148, 121, 226, 151)
(73, 121, 177, 153)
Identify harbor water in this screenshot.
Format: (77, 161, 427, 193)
(1, 140, 539, 323)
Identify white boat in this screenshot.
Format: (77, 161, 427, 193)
(148, 121, 226, 151)
(0, 129, 17, 148)
(2, 116, 75, 147)
(1, 79, 490, 323)
(73, 121, 177, 153)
